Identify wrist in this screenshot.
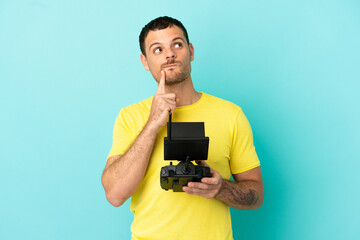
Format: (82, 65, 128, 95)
(214, 179, 224, 199)
(144, 120, 161, 135)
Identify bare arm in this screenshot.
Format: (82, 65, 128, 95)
(215, 167, 264, 210)
(101, 70, 176, 207)
(184, 162, 264, 210)
(101, 123, 159, 207)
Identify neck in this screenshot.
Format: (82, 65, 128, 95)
(165, 76, 201, 107)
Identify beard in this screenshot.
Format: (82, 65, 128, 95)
(160, 60, 191, 85)
(164, 68, 190, 85)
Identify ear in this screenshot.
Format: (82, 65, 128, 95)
(140, 54, 150, 71)
(189, 43, 194, 62)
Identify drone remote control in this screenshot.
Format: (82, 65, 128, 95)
(160, 114, 211, 192)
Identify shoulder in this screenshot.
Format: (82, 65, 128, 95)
(203, 93, 243, 115)
(121, 96, 153, 115)
(115, 96, 153, 125)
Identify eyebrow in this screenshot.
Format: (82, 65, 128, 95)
(148, 37, 185, 52)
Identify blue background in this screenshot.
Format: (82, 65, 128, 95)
(1, 0, 359, 239)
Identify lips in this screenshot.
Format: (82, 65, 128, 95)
(162, 61, 181, 69)
(164, 64, 178, 68)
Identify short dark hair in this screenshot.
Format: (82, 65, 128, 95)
(139, 16, 190, 56)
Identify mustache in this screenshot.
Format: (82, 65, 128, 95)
(161, 60, 181, 68)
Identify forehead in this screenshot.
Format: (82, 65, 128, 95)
(145, 26, 186, 48)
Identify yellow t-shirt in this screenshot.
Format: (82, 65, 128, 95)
(108, 92, 260, 240)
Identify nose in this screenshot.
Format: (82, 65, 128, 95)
(165, 47, 176, 60)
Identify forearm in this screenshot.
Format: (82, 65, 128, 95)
(215, 179, 264, 210)
(103, 74, 177, 207)
(102, 122, 159, 206)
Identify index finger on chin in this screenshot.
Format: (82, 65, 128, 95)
(156, 70, 166, 94)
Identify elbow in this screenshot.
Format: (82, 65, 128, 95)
(101, 173, 133, 207)
(252, 184, 264, 210)
(240, 190, 264, 210)
(102, 180, 128, 207)
(106, 196, 125, 207)
(253, 198, 264, 210)
(106, 193, 126, 207)
(252, 192, 264, 210)
(103, 185, 130, 207)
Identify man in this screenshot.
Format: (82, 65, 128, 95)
(101, 16, 264, 240)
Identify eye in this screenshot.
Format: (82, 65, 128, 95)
(174, 42, 183, 48)
(154, 48, 162, 54)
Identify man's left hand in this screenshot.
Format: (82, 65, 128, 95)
(183, 160, 222, 199)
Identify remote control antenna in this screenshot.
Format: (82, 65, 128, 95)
(168, 113, 172, 140)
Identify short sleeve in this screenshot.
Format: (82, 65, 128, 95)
(107, 108, 136, 159)
(229, 110, 260, 174)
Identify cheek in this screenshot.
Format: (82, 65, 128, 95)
(149, 66, 161, 81)
(147, 58, 161, 70)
